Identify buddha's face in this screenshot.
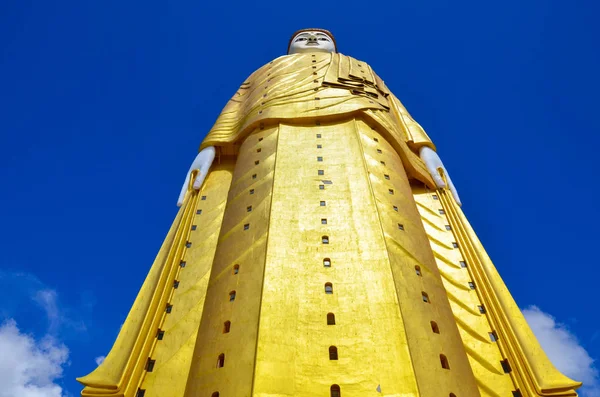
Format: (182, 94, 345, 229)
(288, 31, 335, 54)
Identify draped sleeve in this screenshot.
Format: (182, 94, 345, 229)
(388, 93, 436, 152)
(198, 53, 437, 188)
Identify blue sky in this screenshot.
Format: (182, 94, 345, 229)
(1, 1, 599, 396)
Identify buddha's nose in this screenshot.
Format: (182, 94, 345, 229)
(306, 34, 318, 43)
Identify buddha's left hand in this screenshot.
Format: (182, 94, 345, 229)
(419, 147, 462, 206)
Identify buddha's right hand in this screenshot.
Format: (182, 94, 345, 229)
(177, 146, 216, 207)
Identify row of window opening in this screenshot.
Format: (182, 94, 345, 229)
(209, 386, 342, 397)
(155, 389, 459, 397)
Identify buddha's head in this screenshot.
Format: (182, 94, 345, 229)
(288, 29, 337, 55)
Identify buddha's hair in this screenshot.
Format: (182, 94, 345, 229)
(287, 28, 337, 54)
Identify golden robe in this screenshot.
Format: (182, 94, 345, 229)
(78, 52, 581, 397)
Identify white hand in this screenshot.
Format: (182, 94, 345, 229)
(177, 146, 216, 207)
(419, 146, 462, 206)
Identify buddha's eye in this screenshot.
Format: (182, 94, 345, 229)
(295, 37, 307, 42)
(318, 38, 329, 41)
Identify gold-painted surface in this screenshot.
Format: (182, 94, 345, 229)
(253, 120, 422, 397)
(189, 119, 481, 397)
(78, 194, 197, 396)
(358, 120, 480, 397)
(139, 162, 234, 397)
(78, 165, 233, 397)
(199, 52, 436, 188)
(183, 125, 280, 397)
(413, 187, 516, 397)
(427, 187, 581, 396)
(80, 50, 581, 397)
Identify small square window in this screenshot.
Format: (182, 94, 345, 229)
(201, 196, 207, 200)
(452, 242, 459, 248)
(320, 201, 326, 206)
(445, 225, 452, 231)
(318, 170, 324, 175)
(321, 218, 327, 224)
(247, 206, 252, 212)
(388, 189, 394, 195)
(191, 225, 197, 231)
(252, 174, 257, 179)
(186, 242, 192, 248)
(468, 282, 476, 290)
(166, 304, 173, 313)
(377, 149, 382, 154)
(374, 138, 379, 142)
(257, 148, 261, 153)
(249, 189, 255, 195)
(393, 206, 398, 212)
(422, 292, 430, 303)
(501, 359, 512, 373)
(512, 390, 522, 397)
(244, 224, 250, 230)
(384, 174, 390, 180)
(157, 330, 165, 340)
(146, 359, 156, 372)
(478, 305, 486, 314)
(196, 209, 202, 215)
(398, 224, 404, 231)
(319, 185, 325, 190)
(322, 236, 329, 244)
(317, 156, 323, 162)
(460, 261, 467, 268)
(173, 280, 180, 289)
(323, 258, 331, 267)
(432, 194, 439, 200)
(489, 331, 498, 342)
(317, 144, 322, 148)
(316, 134, 322, 138)
(380, 161, 386, 165)
(439, 209, 445, 214)
(254, 160, 259, 165)
(322, 180, 333, 184)
(136, 389, 146, 397)
(179, 261, 186, 268)
(258, 137, 263, 142)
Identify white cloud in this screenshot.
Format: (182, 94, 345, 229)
(95, 356, 105, 366)
(0, 319, 69, 397)
(523, 305, 600, 397)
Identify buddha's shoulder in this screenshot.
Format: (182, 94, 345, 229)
(265, 52, 371, 67)
(243, 53, 374, 84)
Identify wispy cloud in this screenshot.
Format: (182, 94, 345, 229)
(0, 319, 69, 397)
(523, 305, 599, 397)
(94, 356, 105, 366)
(33, 289, 61, 333)
(0, 271, 87, 336)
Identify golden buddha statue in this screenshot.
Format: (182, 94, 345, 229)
(78, 28, 581, 397)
